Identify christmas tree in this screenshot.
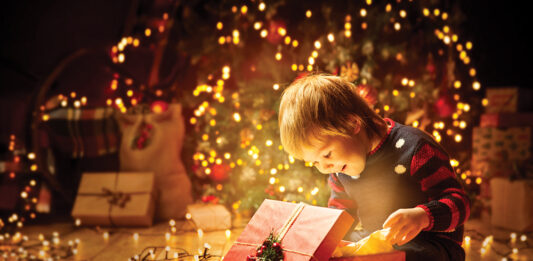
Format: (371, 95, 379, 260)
(175, 0, 482, 212)
(83, 0, 483, 212)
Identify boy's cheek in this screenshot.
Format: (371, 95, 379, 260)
(313, 166, 327, 174)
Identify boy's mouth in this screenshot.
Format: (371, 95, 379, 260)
(341, 164, 347, 172)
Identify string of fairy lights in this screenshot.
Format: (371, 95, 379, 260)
(1, 214, 235, 260)
(463, 230, 533, 260)
(2, 216, 532, 260)
(1, 134, 43, 230)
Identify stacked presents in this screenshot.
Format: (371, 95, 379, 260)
(471, 87, 533, 232)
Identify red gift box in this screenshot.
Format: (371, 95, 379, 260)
(480, 113, 533, 128)
(224, 199, 354, 260)
(485, 88, 518, 113)
(330, 251, 405, 261)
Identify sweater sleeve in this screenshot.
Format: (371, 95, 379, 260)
(327, 173, 359, 220)
(410, 141, 471, 232)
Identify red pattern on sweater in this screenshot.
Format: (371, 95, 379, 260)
(410, 143, 447, 174)
(439, 198, 460, 231)
(420, 166, 455, 191)
(411, 142, 470, 235)
(328, 198, 356, 209)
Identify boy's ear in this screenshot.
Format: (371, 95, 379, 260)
(349, 115, 362, 135)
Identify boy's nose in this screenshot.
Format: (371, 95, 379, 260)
(324, 163, 334, 170)
(317, 162, 334, 173)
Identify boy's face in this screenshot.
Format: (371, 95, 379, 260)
(301, 132, 369, 178)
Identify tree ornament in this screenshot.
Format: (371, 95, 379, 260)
(434, 89, 455, 118)
(150, 100, 168, 113)
(240, 166, 257, 183)
(355, 84, 378, 107)
(426, 53, 436, 79)
(266, 20, 286, 44)
(240, 128, 254, 146)
(362, 41, 374, 56)
(201, 195, 220, 204)
(211, 163, 231, 182)
(264, 185, 276, 196)
(260, 109, 276, 122)
(339, 62, 359, 82)
(296, 72, 310, 80)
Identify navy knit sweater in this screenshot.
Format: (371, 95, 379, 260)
(328, 119, 470, 244)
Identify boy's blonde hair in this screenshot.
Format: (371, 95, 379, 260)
(279, 74, 383, 159)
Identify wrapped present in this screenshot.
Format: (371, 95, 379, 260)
(186, 203, 231, 231)
(118, 103, 193, 220)
(485, 88, 518, 113)
(71, 172, 155, 227)
(330, 251, 405, 261)
(480, 113, 533, 128)
(485, 87, 533, 113)
(471, 159, 516, 179)
(491, 178, 533, 231)
(472, 127, 530, 162)
(224, 199, 355, 260)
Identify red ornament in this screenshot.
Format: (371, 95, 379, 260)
(295, 72, 310, 80)
(210, 163, 231, 182)
(201, 195, 220, 204)
(356, 84, 378, 107)
(151, 100, 168, 113)
(434, 90, 455, 118)
(246, 255, 255, 261)
(266, 20, 286, 44)
(256, 249, 263, 256)
(426, 54, 436, 77)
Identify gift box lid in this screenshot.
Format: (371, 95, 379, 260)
(224, 199, 355, 260)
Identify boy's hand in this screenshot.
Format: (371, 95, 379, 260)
(382, 207, 429, 246)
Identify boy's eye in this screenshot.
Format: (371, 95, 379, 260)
(324, 151, 332, 158)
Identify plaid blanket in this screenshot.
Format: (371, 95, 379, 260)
(41, 107, 120, 158)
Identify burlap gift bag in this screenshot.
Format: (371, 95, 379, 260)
(117, 103, 193, 220)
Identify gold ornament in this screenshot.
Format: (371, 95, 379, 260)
(340, 62, 359, 82)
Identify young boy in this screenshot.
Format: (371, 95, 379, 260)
(278, 74, 470, 261)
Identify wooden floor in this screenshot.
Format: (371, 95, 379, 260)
(3, 217, 533, 260)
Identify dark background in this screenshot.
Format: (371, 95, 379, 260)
(1, 0, 532, 144)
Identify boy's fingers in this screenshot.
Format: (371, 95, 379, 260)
(393, 225, 410, 244)
(397, 229, 418, 246)
(385, 224, 398, 242)
(383, 212, 400, 229)
(391, 225, 409, 244)
(387, 223, 405, 243)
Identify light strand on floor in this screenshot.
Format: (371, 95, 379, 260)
(465, 229, 533, 260)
